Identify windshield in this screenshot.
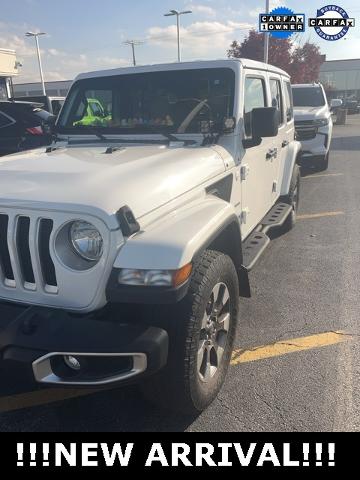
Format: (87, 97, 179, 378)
(292, 87, 326, 107)
(58, 68, 235, 135)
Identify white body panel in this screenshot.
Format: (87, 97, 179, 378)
(0, 143, 226, 221)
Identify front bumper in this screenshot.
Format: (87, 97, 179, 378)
(0, 302, 168, 386)
(297, 132, 329, 159)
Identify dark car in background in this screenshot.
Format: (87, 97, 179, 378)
(0, 101, 55, 156)
(343, 98, 360, 115)
(14, 95, 65, 116)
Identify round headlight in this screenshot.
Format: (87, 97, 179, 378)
(69, 221, 103, 262)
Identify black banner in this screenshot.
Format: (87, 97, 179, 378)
(1, 433, 357, 471)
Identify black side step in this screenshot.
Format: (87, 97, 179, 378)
(261, 202, 292, 234)
(242, 231, 270, 271)
(241, 202, 292, 271)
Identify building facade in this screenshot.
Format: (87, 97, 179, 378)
(0, 49, 19, 100)
(319, 58, 360, 100)
(12, 79, 72, 98)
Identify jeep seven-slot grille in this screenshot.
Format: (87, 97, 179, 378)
(0, 214, 57, 291)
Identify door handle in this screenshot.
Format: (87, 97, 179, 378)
(266, 148, 277, 160)
(282, 140, 289, 148)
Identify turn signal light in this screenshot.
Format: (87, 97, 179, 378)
(173, 263, 192, 287)
(118, 263, 192, 287)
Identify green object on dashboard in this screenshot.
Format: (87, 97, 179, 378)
(74, 98, 110, 126)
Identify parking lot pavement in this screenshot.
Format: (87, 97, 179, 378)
(1, 115, 360, 432)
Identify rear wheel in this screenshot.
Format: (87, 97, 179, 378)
(282, 164, 300, 233)
(141, 250, 239, 414)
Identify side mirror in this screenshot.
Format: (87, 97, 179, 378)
(243, 107, 279, 148)
(330, 99, 342, 108)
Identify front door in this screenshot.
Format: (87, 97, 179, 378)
(240, 73, 274, 239)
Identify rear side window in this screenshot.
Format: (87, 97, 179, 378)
(8, 105, 45, 127)
(284, 81, 293, 122)
(270, 79, 284, 125)
(244, 77, 266, 137)
(0, 111, 14, 129)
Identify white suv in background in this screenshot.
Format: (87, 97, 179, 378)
(292, 83, 333, 171)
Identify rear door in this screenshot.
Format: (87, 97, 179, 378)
(269, 75, 286, 203)
(280, 79, 295, 183)
(240, 72, 275, 239)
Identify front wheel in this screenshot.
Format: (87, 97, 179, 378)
(141, 250, 239, 414)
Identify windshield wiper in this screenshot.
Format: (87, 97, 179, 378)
(64, 127, 197, 146)
(140, 126, 196, 145)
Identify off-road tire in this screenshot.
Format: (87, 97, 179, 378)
(141, 250, 240, 414)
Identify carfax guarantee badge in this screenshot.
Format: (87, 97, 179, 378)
(309, 5, 355, 41)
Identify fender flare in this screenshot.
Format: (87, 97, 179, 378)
(111, 196, 250, 300)
(280, 140, 302, 196)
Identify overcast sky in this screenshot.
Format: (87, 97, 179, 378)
(1, 0, 359, 84)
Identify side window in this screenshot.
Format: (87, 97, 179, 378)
(284, 81, 293, 122)
(0, 79, 8, 100)
(0, 112, 14, 129)
(270, 79, 284, 125)
(244, 77, 266, 137)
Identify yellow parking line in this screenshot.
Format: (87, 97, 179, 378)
(0, 331, 354, 414)
(0, 387, 102, 414)
(302, 173, 344, 179)
(231, 331, 351, 366)
(297, 211, 344, 220)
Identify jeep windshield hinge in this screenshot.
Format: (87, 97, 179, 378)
(116, 206, 140, 237)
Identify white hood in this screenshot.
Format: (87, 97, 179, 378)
(294, 105, 330, 122)
(0, 143, 226, 220)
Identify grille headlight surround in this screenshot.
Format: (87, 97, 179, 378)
(69, 221, 104, 262)
(314, 118, 329, 127)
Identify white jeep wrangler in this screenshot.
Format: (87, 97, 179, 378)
(0, 59, 301, 414)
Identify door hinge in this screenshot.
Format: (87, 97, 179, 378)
(272, 181, 278, 193)
(241, 208, 250, 224)
(240, 164, 250, 181)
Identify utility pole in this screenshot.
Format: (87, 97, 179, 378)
(164, 9, 192, 62)
(123, 40, 144, 66)
(264, 0, 270, 63)
(25, 31, 47, 95)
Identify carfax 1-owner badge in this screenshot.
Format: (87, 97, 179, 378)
(309, 5, 355, 41)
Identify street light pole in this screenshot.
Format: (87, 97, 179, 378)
(164, 9, 192, 62)
(264, 0, 270, 63)
(176, 13, 181, 63)
(123, 40, 144, 66)
(25, 31, 47, 95)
